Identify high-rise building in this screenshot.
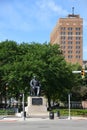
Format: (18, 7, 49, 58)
(50, 9, 83, 66)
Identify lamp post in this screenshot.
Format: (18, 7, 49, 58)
(68, 93, 71, 120)
(5, 83, 8, 108)
(20, 92, 25, 121)
(22, 93, 25, 121)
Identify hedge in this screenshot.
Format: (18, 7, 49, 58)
(0, 109, 15, 115)
(53, 109, 87, 116)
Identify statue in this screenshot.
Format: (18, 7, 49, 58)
(30, 76, 41, 96)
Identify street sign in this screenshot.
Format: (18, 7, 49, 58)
(72, 71, 81, 73)
(72, 70, 87, 73)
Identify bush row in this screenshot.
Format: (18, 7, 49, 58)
(53, 109, 87, 116)
(0, 109, 15, 115)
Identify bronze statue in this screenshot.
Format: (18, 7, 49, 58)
(30, 76, 41, 96)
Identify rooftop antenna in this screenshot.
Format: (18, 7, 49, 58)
(72, 7, 74, 15)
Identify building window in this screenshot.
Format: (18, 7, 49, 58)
(76, 27, 80, 31)
(61, 46, 66, 49)
(68, 27, 73, 30)
(76, 51, 80, 54)
(68, 37, 73, 40)
(61, 32, 66, 35)
(76, 41, 80, 44)
(68, 50, 72, 54)
(68, 41, 72, 44)
(61, 36, 66, 40)
(68, 55, 72, 58)
(61, 27, 66, 30)
(76, 37, 80, 40)
(68, 46, 72, 49)
(61, 41, 66, 44)
(76, 46, 80, 49)
(76, 32, 80, 35)
(76, 55, 80, 59)
(68, 32, 73, 35)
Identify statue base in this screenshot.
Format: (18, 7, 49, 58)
(25, 96, 49, 117)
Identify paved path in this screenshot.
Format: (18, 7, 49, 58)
(0, 116, 87, 122)
(0, 117, 87, 130)
(0, 116, 49, 122)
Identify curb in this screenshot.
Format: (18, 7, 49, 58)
(0, 117, 49, 122)
(0, 116, 87, 122)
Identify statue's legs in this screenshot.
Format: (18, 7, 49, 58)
(30, 86, 40, 96)
(37, 86, 40, 96)
(30, 87, 35, 96)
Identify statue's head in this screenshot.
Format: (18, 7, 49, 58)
(33, 76, 36, 79)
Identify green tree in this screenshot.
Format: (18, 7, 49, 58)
(0, 40, 78, 107)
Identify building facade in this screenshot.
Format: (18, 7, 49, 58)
(83, 60, 87, 68)
(50, 13, 83, 66)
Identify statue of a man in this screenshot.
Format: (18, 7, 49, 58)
(30, 76, 41, 96)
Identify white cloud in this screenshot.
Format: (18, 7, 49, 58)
(0, 0, 68, 32)
(36, 0, 68, 15)
(34, 0, 68, 29)
(0, 1, 34, 31)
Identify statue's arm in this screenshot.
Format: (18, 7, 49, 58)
(30, 80, 33, 87)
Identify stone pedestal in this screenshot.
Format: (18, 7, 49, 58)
(25, 96, 49, 117)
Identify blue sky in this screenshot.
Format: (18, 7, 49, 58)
(0, 0, 87, 60)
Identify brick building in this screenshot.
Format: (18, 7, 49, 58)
(50, 12, 83, 66)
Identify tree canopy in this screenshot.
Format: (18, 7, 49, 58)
(0, 40, 86, 107)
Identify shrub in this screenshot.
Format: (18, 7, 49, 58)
(53, 109, 87, 116)
(0, 109, 15, 115)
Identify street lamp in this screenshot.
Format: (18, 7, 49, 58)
(5, 83, 9, 108)
(22, 93, 25, 121)
(68, 93, 72, 120)
(20, 93, 25, 121)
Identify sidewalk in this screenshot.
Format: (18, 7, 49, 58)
(70, 116, 87, 120)
(55, 116, 87, 120)
(0, 116, 87, 122)
(0, 116, 49, 122)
